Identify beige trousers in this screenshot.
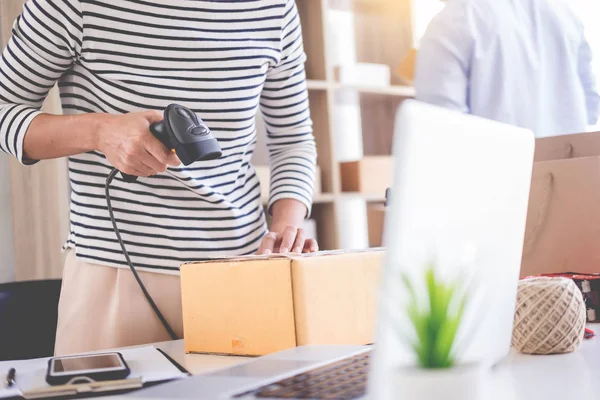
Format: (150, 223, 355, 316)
(54, 250, 183, 356)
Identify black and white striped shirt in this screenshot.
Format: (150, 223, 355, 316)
(0, 0, 317, 272)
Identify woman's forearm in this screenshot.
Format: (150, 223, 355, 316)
(23, 113, 101, 161)
(270, 198, 308, 232)
(22, 110, 178, 176)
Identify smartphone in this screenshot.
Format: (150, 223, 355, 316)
(46, 352, 130, 386)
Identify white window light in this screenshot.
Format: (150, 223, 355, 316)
(411, 0, 446, 48)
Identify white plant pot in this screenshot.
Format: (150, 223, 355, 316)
(393, 364, 488, 400)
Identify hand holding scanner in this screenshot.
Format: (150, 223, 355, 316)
(121, 104, 222, 182)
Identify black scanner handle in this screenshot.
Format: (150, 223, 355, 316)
(150, 122, 170, 148)
(120, 122, 169, 183)
(121, 173, 139, 184)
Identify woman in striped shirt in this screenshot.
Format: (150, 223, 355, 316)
(0, 0, 318, 355)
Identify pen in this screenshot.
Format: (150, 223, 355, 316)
(5, 368, 15, 388)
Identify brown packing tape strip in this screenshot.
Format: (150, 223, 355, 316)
(22, 377, 144, 399)
(181, 247, 387, 266)
(292, 247, 386, 258)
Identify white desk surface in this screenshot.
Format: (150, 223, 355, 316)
(153, 340, 250, 376)
(150, 325, 600, 399)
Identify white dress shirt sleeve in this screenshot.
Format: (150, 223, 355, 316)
(414, 1, 474, 114)
(578, 30, 600, 125)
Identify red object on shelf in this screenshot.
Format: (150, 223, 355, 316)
(522, 273, 600, 280)
(521, 273, 600, 323)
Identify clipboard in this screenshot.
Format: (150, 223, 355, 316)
(1, 346, 190, 400)
(22, 377, 144, 399)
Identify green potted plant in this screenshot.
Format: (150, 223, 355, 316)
(393, 264, 486, 400)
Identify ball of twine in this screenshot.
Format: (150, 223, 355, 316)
(512, 277, 586, 355)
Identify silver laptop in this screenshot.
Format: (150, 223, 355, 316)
(124, 100, 535, 400)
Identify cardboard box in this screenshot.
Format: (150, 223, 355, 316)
(521, 132, 600, 277)
(367, 203, 386, 247)
(335, 63, 391, 87)
(521, 156, 600, 277)
(534, 131, 600, 162)
(180, 249, 384, 356)
(340, 156, 394, 195)
(254, 165, 322, 203)
(396, 47, 417, 85)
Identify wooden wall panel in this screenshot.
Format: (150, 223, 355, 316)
(353, 0, 413, 86)
(296, 0, 327, 80)
(0, 0, 23, 40)
(352, 0, 414, 156)
(1, 0, 70, 281)
(360, 95, 406, 156)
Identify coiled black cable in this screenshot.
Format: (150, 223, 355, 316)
(105, 168, 178, 340)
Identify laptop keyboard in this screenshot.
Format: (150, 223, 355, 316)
(234, 352, 370, 399)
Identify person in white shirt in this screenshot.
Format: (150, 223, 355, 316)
(414, 0, 600, 138)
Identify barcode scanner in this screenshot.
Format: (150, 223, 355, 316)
(121, 104, 222, 182)
(105, 104, 222, 340)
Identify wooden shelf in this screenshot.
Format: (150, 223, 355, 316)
(307, 80, 415, 97)
(313, 193, 336, 203)
(262, 193, 335, 206)
(306, 80, 329, 90)
(339, 192, 386, 202)
(333, 83, 415, 97)
(285, 0, 413, 250)
(262, 192, 386, 206)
